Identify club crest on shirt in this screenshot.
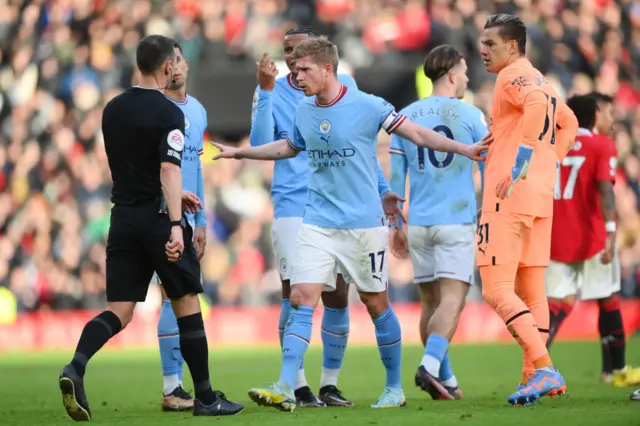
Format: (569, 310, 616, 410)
(185, 116, 190, 130)
(535, 73, 548, 86)
(320, 120, 331, 134)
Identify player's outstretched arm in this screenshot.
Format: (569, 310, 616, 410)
(212, 139, 298, 161)
(392, 119, 490, 161)
(554, 101, 579, 162)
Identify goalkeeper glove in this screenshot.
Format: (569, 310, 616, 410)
(496, 144, 534, 199)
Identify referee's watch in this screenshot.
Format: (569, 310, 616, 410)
(170, 220, 182, 228)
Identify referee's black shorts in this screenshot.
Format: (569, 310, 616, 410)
(105, 201, 203, 302)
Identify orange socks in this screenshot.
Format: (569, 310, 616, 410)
(516, 266, 552, 374)
(480, 265, 552, 374)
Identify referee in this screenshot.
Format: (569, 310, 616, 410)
(58, 35, 243, 421)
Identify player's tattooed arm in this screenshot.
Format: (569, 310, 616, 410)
(598, 180, 616, 223)
(212, 139, 298, 161)
(598, 179, 617, 264)
(393, 120, 488, 161)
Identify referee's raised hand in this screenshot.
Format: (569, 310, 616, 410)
(165, 225, 185, 262)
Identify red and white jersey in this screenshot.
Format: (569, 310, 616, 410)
(550, 128, 617, 263)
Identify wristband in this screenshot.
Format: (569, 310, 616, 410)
(170, 220, 182, 228)
(605, 221, 616, 233)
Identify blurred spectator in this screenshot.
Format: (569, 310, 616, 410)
(0, 0, 638, 313)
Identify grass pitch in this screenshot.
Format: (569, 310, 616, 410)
(0, 340, 638, 425)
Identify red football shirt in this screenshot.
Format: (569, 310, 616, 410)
(550, 129, 617, 263)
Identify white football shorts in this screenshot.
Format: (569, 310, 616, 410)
(271, 217, 344, 284)
(408, 224, 475, 285)
(545, 251, 621, 300)
(291, 224, 388, 293)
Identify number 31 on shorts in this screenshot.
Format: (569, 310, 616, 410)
(476, 222, 489, 257)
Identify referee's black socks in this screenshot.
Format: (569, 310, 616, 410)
(70, 310, 122, 377)
(177, 313, 215, 406)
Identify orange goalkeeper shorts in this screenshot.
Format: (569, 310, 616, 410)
(476, 209, 552, 268)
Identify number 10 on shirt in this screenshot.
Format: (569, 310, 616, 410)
(417, 125, 455, 171)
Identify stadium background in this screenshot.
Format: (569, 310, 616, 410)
(0, 0, 639, 351)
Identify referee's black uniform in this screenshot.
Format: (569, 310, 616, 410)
(102, 86, 202, 302)
(58, 35, 243, 422)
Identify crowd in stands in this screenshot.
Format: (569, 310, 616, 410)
(0, 0, 639, 312)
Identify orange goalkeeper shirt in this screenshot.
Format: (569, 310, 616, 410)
(484, 57, 578, 218)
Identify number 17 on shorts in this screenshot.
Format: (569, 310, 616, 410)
(339, 227, 390, 293)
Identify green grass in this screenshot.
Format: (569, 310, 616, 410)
(0, 340, 638, 425)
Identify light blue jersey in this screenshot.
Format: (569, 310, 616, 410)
(250, 73, 390, 218)
(166, 94, 207, 228)
(389, 96, 487, 227)
(287, 86, 406, 229)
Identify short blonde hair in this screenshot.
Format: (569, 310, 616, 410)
(292, 38, 339, 74)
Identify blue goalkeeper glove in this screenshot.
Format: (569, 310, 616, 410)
(496, 144, 534, 199)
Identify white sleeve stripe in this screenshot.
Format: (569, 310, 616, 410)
(386, 115, 406, 134)
(381, 111, 397, 130)
(390, 113, 404, 126)
(389, 148, 405, 156)
(285, 136, 304, 151)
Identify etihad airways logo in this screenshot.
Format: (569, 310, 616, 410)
(308, 148, 356, 168)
